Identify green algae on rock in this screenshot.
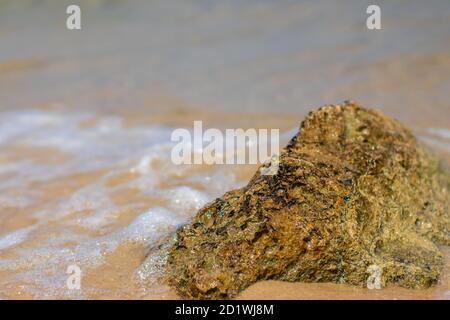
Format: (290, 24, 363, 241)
(165, 101, 450, 299)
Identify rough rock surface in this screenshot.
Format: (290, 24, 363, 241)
(165, 102, 450, 299)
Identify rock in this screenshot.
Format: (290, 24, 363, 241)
(165, 101, 450, 299)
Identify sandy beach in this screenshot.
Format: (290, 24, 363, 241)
(0, 0, 449, 300)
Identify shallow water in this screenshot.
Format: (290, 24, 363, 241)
(0, 0, 449, 299)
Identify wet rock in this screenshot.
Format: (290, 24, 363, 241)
(165, 102, 450, 299)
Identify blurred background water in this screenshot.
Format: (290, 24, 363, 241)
(0, 0, 449, 124)
(0, 0, 449, 299)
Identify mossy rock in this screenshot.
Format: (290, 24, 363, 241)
(165, 101, 450, 299)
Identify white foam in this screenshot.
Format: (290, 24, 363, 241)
(0, 226, 36, 250)
(418, 127, 450, 152)
(164, 186, 210, 218)
(427, 128, 450, 140)
(118, 207, 184, 245)
(0, 108, 245, 298)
